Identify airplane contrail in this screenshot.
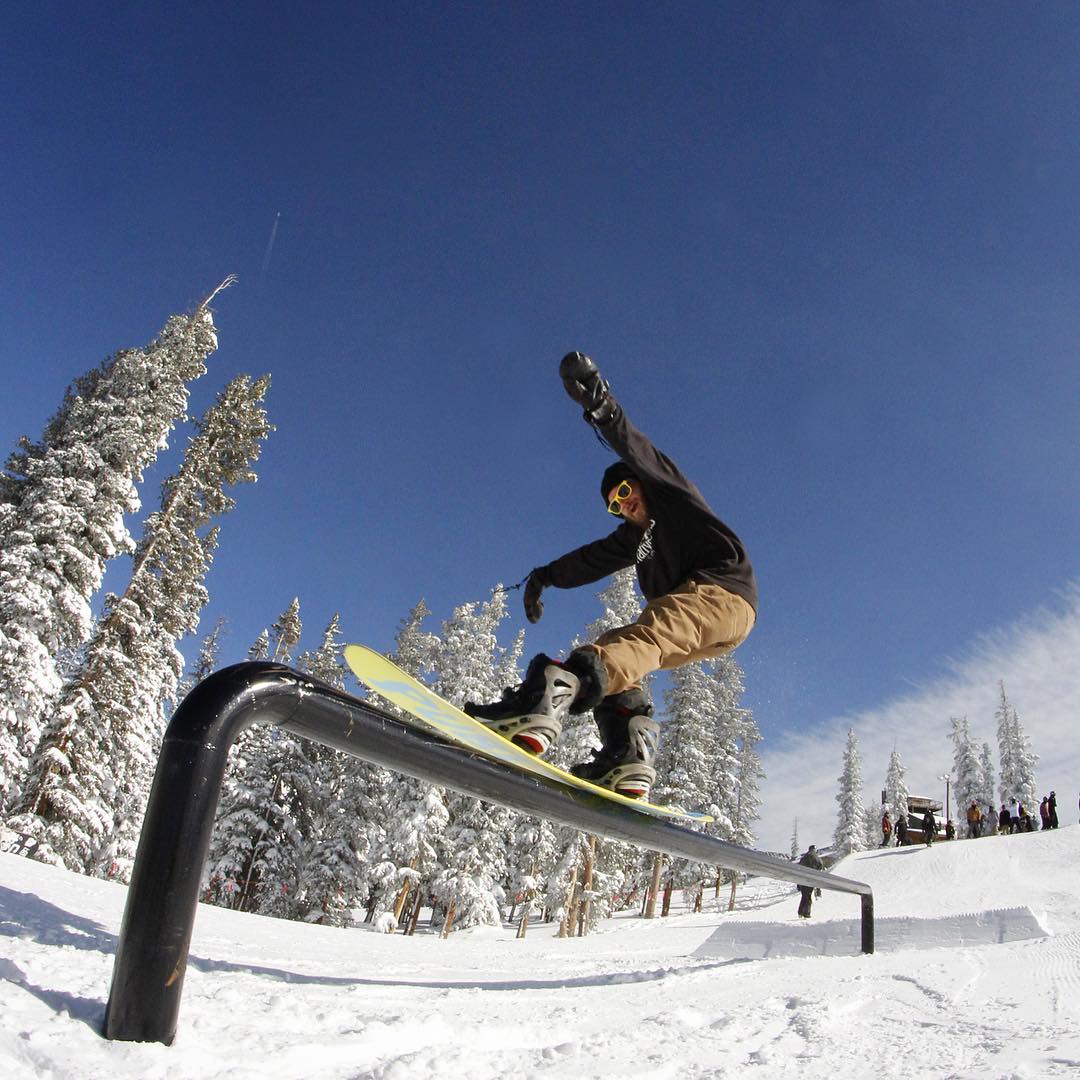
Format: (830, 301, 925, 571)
(258, 212, 281, 288)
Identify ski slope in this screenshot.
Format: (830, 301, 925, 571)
(3, 827, 1080, 1078)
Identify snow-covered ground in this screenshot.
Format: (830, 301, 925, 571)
(3, 828, 1080, 1079)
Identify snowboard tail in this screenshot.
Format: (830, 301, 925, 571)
(343, 644, 709, 823)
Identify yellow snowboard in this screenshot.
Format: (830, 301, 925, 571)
(344, 644, 710, 823)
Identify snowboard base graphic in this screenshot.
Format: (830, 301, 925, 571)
(343, 644, 710, 823)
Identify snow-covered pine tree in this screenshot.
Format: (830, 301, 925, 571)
(12, 373, 271, 874)
(790, 819, 799, 860)
(978, 742, 996, 815)
(545, 569, 644, 930)
(834, 729, 866, 857)
(288, 614, 371, 925)
(996, 682, 1038, 811)
(712, 653, 761, 848)
(652, 652, 759, 910)
(269, 598, 302, 662)
(362, 600, 446, 926)
(429, 589, 521, 932)
(248, 629, 270, 661)
(0, 283, 230, 812)
(949, 716, 982, 824)
(883, 747, 909, 824)
(655, 661, 725, 824)
(861, 805, 880, 849)
(730, 710, 764, 848)
(175, 617, 227, 705)
(205, 603, 307, 915)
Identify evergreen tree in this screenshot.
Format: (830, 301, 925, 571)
(833, 729, 866, 857)
(364, 600, 446, 924)
(11, 373, 271, 873)
(547, 568, 644, 928)
(176, 617, 227, 705)
(978, 742, 996, 813)
(206, 603, 306, 913)
(883, 747, 909, 823)
(950, 716, 982, 822)
(269, 598, 302, 662)
(248, 629, 270, 661)
(996, 682, 1039, 810)
(730, 710, 764, 848)
(429, 589, 521, 931)
(0, 285, 229, 811)
(711, 653, 760, 847)
(290, 614, 370, 925)
(653, 653, 759, 906)
(790, 819, 799, 860)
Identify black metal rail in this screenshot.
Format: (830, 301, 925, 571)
(104, 662, 874, 1045)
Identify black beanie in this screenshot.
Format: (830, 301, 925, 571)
(600, 461, 638, 504)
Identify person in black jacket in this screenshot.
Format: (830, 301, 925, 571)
(797, 845, 825, 918)
(466, 352, 757, 800)
(923, 807, 937, 846)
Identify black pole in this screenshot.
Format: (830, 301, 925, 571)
(105, 662, 873, 1045)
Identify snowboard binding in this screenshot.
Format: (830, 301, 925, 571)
(570, 689, 660, 800)
(464, 650, 606, 756)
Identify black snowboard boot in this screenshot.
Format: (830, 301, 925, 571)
(464, 648, 607, 756)
(570, 688, 660, 800)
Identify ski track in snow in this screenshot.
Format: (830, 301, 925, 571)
(4, 829, 1080, 1078)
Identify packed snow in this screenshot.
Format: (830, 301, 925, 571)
(4, 825, 1080, 1079)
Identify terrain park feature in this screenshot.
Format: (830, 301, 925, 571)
(103, 660, 873, 1045)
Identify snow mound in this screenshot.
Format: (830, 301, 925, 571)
(695, 905, 1046, 960)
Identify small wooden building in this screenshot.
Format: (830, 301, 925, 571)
(896, 796, 944, 844)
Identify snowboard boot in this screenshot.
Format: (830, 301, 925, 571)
(570, 688, 660, 800)
(463, 648, 607, 756)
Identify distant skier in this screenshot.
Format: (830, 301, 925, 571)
(880, 811, 893, 847)
(466, 352, 757, 800)
(797, 845, 825, 918)
(922, 807, 937, 846)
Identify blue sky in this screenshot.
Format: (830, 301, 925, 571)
(3, 4, 1079, 849)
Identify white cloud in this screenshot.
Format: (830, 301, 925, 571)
(756, 582, 1080, 853)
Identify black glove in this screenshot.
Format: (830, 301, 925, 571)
(559, 352, 615, 422)
(523, 570, 546, 623)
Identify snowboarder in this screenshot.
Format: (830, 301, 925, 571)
(895, 812, 908, 846)
(796, 844, 825, 918)
(881, 811, 892, 847)
(465, 352, 757, 800)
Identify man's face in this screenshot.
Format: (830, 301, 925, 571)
(607, 479, 649, 527)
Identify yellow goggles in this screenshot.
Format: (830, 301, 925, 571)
(607, 479, 634, 515)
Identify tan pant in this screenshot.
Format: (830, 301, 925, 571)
(584, 579, 756, 695)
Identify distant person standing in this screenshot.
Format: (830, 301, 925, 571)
(999, 804, 1011, 835)
(895, 813, 908, 847)
(1009, 798, 1021, 834)
(922, 807, 937, 846)
(1040, 797, 1050, 830)
(881, 811, 893, 847)
(966, 801, 982, 839)
(796, 845, 825, 918)
(1049, 791, 1059, 829)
